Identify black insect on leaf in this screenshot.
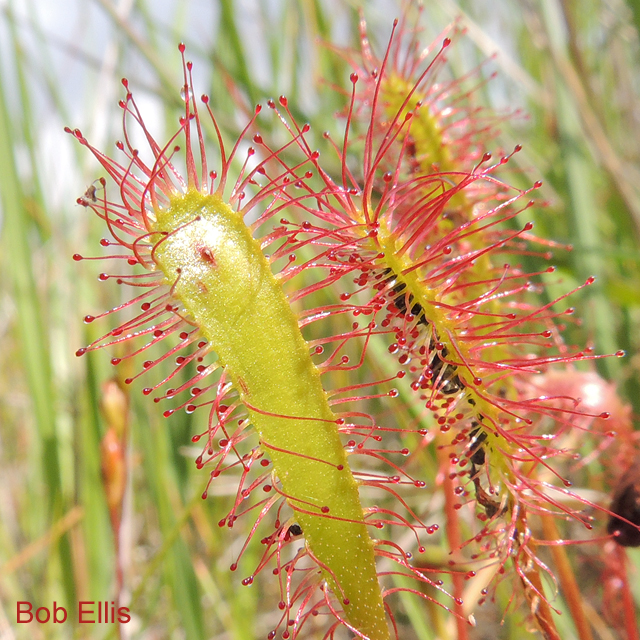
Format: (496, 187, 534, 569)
(607, 464, 640, 547)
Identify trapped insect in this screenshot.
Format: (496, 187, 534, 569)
(607, 463, 640, 547)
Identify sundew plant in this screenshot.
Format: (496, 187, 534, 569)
(2, 2, 640, 640)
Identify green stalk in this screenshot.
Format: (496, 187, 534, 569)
(0, 44, 78, 606)
(154, 190, 390, 640)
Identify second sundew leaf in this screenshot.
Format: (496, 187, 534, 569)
(351, 17, 614, 522)
(282, 12, 629, 635)
(153, 191, 388, 639)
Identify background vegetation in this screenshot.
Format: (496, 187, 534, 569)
(1, 0, 639, 638)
